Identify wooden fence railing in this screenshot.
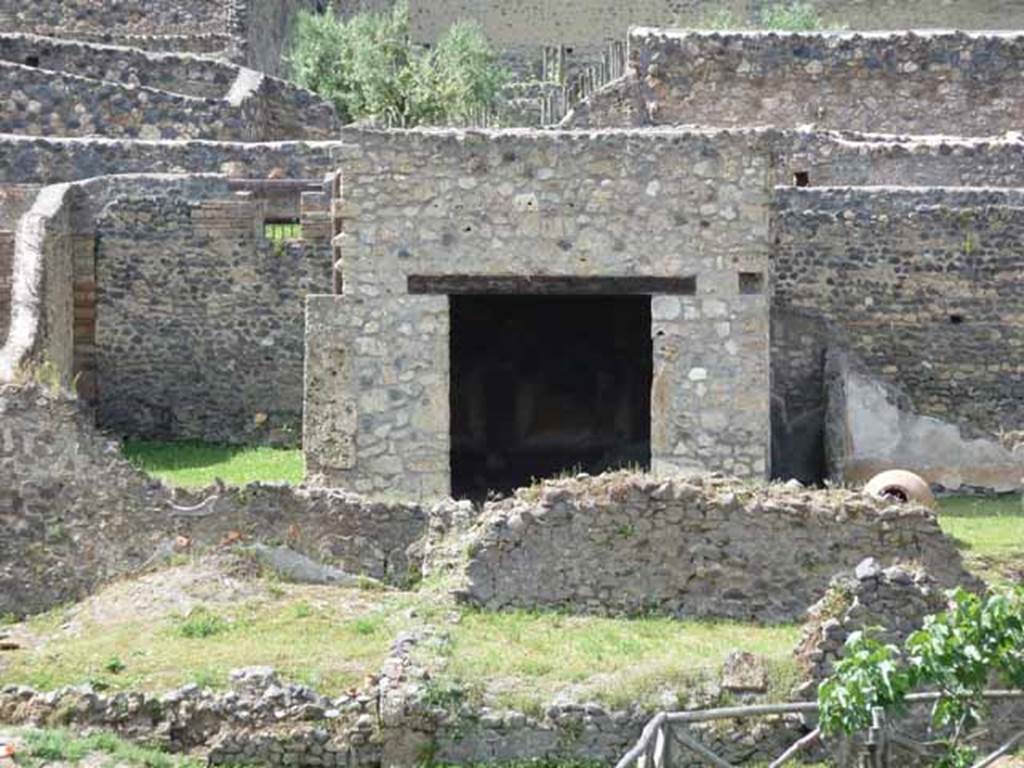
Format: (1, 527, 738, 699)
(540, 39, 628, 126)
(616, 691, 1024, 768)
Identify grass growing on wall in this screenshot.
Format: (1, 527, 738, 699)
(122, 440, 304, 489)
(937, 494, 1024, 587)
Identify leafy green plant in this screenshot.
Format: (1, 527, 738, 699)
(818, 587, 1024, 766)
(22, 728, 200, 768)
(176, 606, 230, 639)
(759, 2, 824, 30)
(103, 656, 126, 674)
(697, 2, 827, 31)
(288, 2, 508, 127)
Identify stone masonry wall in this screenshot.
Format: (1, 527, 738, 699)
(93, 182, 333, 443)
(569, 30, 1024, 136)
(0, 0, 230, 39)
(773, 187, 1024, 439)
(0, 59, 339, 141)
(0, 33, 241, 99)
(0, 383, 427, 617)
(242, 0, 320, 78)
(0, 136, 345, 185)
(6, 131, 1024, 192)
(0, 230, 11, 343)
(776, 132, 1024, 189)
(409, 0, 1024, 49)
(445, 473, 973, 623)
(306, 128, 772, 499)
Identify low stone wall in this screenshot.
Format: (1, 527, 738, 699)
(0, 33, 239, 99)
(568, 30, 1024, 136)
(0, 633, 801, 768)
(0, 136, 344, 185)
(445, 473, 972, 623)
(0, 384, 427, 617)
(795, 558, 948, 690)
(0, 59, 339, 141)
(0, 61, 249, 140)
(0, 0, 230, 39)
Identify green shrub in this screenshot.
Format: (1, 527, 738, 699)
(759, 2, 824, 30)
(818, 587, 1024, 767)
(698, 2, 827, 31)
(287, 2, 508, 126)
(176, 606, 230, 639)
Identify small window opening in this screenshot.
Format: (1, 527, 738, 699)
(949, 314, 965, 325)
(24, 55, 40, 67)
(565, 47, 574, 55)
(739, 271, 765, 295)
(793, 171, 810, 187)
(265, 220, 302, 242)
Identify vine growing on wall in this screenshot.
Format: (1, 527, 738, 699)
(818, 587, 1024, 767)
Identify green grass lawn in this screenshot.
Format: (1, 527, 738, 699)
(122, 440, 304, 489)
(434, 609, 800, 713)
(5, 584, 404, 695)
(6, 728, 202, 768)
(4, 571, 798, 713)
(938, 494, 1024, 587)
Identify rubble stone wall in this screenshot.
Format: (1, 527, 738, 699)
(569, 30, 1024, 136)
(449, 473, 973, 622)
(0, 0, 230, 39)
(0, 59, 339, 142)
(92, 179, 333, 443)
(0, 384, 428, 617)
(0, 136, 345, 185)
(0, 33, 240, 99)
(409, 0, 1024, 49)
(773, 187, 1024, 439)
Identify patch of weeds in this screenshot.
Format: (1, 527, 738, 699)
(289, 601, 314, 619)
(759, 1, 824, 30)
(353, 614, 385, 636)
(357, 575, 387, 591)
(265, 580, 287, 599)
(104, 656, 126, 674)
(0, 611, 21, 625)
(22, 728, 201, 768)
(190, 668, 223, 689)
(765, 657, 803, 701)
(420, 678, 469, 712)
(176, 606, 230, 639)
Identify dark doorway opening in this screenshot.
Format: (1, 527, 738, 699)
(450, 295, 652, 500)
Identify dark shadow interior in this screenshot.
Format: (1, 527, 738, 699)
(450, 294, 652, 501)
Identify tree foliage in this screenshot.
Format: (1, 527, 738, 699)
(818, 587, 1024, 767)
(287, 3, 508, 127)
(758, 2, 824, 31)
(700, 2, 826, 31)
